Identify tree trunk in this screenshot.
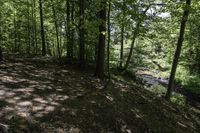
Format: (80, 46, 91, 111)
(165, 0, 191, 100)
(66, 0, 72, 63)
(13, 14, 17, 52)
(27, 0, 31, 55)
(70, 1, 74, 60)
(0, 46, 2, 61)
(33, 0, 38, 54)
(39, 0, 46, 56)
(107, 0, 111, 78)
(79, 0, 85, 67)
(122, 6, 150, 71)
(31, 0, 36, 54)
(119, 22, 124, 69)
(51, 0, 61, 59)
(0, 22, 2, 61)
(119, 0, 125, 69)
(94, 0, 107, 78)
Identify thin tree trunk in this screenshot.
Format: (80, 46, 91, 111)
(51, 0, 61, 59)
(0, 46, 2, 61)
(120, 22, 124, 68)
(197, 27, 200, 74)
(165, 0, 191, 100)
(0, 10, 2, 61)
(70, 1, 74, 60)
(0, 22, 3, 61)
(79, 0, 85, 67)
(0, 21, 2, 61)
(33, 0, 38, 54)
(119, 0, 125, 69)
(107, 0, 111, 78)
(17, 22, 21, 52)
(123, 6, 150, 71)
(27, 0, 31, 55)
(66, 0, 72, 63)
(13, 14, 17, 53)
(31, 0, 36, 54)
(39, 0, 46, 56)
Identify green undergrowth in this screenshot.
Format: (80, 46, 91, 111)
(176, 66, 200, 95)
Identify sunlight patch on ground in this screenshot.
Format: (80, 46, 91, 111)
(0, 62, 74, 120)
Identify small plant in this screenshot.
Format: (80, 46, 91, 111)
(170, 93, 186, 107)
(149, 84, 166, 96)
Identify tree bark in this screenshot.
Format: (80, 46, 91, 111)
(165, 0, 191, 100)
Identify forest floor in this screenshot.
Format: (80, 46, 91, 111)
(0, 57, 200, 133)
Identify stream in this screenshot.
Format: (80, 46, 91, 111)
(136, 68, 200, 109)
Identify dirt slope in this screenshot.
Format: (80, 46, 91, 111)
(0, 58, 199, 133)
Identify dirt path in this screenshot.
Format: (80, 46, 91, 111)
(0, 59, 199, 133)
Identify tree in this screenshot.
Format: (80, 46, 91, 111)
(119, 0, 125, 69)
(79, 0, 85, 67)
(26, 0, 31, 55)
(51, 0, 61, 59)
(165, 0, 192, 100)
(122, 5, 150, 70)
(94, 0, 107, 78)
(107, 0, 111, 78)
(39, 0, 46, 56)
(66, 0, 74, 63)
(31, 0, 37, 54)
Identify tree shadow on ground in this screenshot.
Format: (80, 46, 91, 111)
(0, 58, 199, 133)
